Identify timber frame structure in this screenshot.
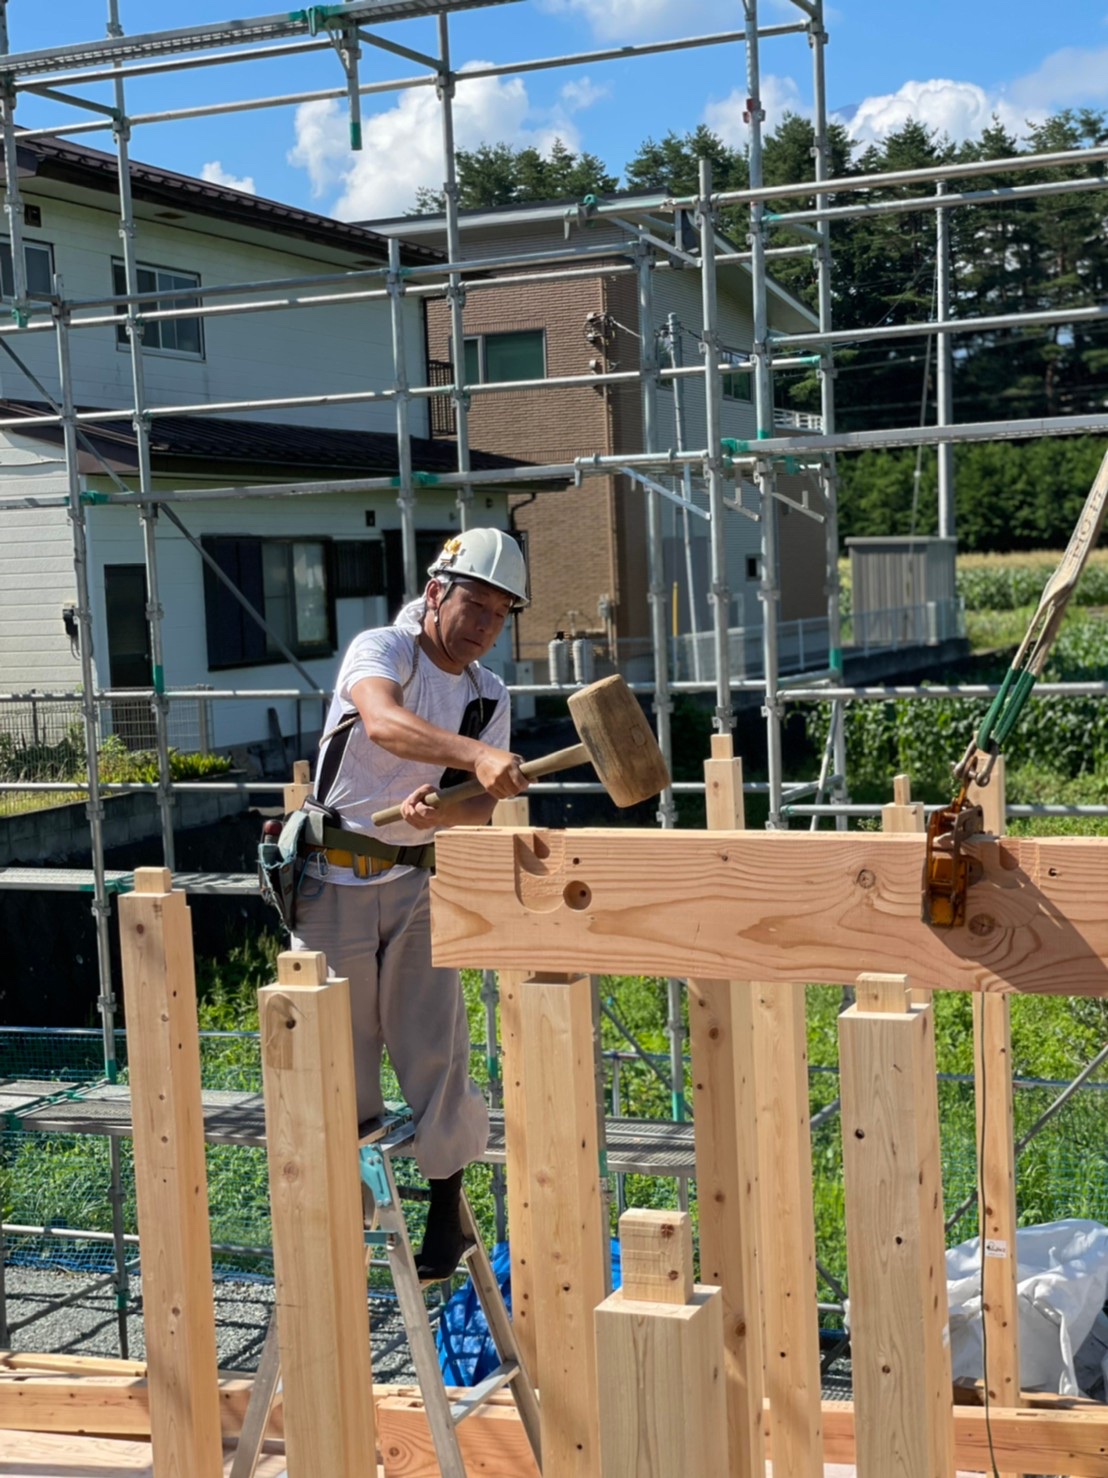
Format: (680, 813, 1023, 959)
(5, 747, 1108, 1474)
(2, 1, 1108, 1470)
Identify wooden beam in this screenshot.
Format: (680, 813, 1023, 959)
(691, 736, 767, 1477)
(117, 868, 223, 1478)
(967, 754, 1024, 1478)
(258, 951, 376, 1478)
(839, 973, 955, 1478)
(595, 1210, 727, 1478)
(377, 1394, 540, 1476)
(520, 973, 605, 1478)
(431, 828, 1108, 995)
(0, 1374, 283, 1440)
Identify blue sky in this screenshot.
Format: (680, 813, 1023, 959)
(10, 1, 1108, 220)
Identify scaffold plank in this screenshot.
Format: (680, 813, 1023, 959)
(0, 869, 257, 895)
(4, 2, 522, 80)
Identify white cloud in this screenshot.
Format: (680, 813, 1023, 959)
(703, 74, 807, 148)
(289, 66, 586, 220)
(560, 76, 608, 113)
(839, 79, 1037, 149)
(1006, 45, 1108, 112)
(537, 0, 731, 43)
(200, 160, 256, 194)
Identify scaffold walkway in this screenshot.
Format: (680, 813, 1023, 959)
(0, 868, 258, 895)
(0, 1077, 696, 1176)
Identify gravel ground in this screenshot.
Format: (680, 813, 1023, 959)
(2, 1266, 420, 1382)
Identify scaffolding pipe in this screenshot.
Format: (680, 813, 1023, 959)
(636, 246, 676, 829)
(388, 236, 419, 602)
(764, 172, 1108, 228)
(744, 0, 786, 828)
(14, 22, 808, 136)
(696, 160, 733, 734)
(935, 183, 955, 539)
(109, 5, 176, 870)
(53, 297, 130, 1355)
(809, 0, 847, 828)
(668, 312, 703, 684)
(437, 13, 474, 532)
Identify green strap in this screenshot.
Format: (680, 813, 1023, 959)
(976, 666, 1037, 754)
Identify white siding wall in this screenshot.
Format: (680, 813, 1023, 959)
(0, 468, 81, 691)
(81, 487, 512, 750)
(4, 188, 427, 436)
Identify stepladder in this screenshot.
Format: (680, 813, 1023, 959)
(231, 1108, 542, 1478)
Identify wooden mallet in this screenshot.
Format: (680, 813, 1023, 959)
(371, 673, 670, 825)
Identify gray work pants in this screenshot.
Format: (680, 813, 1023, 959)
(290, 867, 489, 1179)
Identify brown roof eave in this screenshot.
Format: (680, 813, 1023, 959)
(25, 147, 442, 268)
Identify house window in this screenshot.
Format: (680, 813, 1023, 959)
(458, 329, 546, 384)
(0, 238, 53, 299)
(201, 536, 334, 669)
(746, 556, 760, 580)
(722, 351, 753, 402)
(113, 259, 203, 357)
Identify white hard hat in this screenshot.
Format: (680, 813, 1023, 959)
(427, 528, 529, 608)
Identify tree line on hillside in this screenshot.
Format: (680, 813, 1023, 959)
(413, 112, 1108, 550)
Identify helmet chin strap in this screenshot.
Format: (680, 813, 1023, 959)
(425, 580, 464, 669)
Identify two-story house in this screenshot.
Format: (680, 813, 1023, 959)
(375, 197, 827, 682)
(0, 135, 532, 753)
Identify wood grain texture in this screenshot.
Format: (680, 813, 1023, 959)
(431, 828, 1108, 995)
(497, 968, 538, 1378)
(595, 1286, 726, 1478)
(258, 962, 376, 1478)
(377, 1395, 540, 1477)
(118, 877, 223, 1478)
(968, 756, 1023, 1475)
(618, 1209, 695, 1304)
(520, 974, 605, 1478)
(839, 987, 955, 1478)
(692, 740, 767, 1477)
(755, 977, 825, 1478)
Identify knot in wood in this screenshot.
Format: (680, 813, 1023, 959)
(856, 868, 876, 890)
(968, 913, 995, 936)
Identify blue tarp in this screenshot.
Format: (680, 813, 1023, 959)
(437, 1238, 622, 1385)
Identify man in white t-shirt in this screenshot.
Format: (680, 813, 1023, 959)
(291, 528, 530, 1279)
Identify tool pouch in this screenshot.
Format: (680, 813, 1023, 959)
(258, 794, 347, 930)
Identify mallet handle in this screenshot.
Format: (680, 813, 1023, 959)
(370, 743, 589, 826)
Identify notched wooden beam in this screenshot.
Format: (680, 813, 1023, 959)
(431, 828, 1108, 996)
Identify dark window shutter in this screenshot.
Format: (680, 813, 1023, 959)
(202, 536, 264, 668)
(334, 539, 385, 598)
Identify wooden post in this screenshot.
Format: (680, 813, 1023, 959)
(689, 732, 766, 1475)
(117, 867, 223, 1478)
(283, 758, 313, 813)
(258, 951, 375, 1478)
(839, 972, 955, 1478)
(490, 793, 537, 1375)
(499, 967, 537, 1376)
(595, 1210, 726, 1478)
(882, 773, 930, 1006)
(968, 755, 1023, 1471)
(521, 973, 606, 1478)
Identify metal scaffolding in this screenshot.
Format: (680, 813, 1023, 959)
(1, 0, 1108, 1357)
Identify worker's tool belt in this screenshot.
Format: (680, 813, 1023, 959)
(258, 800, 434, 932)
(302, 822, 436, 879)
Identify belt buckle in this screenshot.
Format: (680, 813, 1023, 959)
(353, 853, 370, 880)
